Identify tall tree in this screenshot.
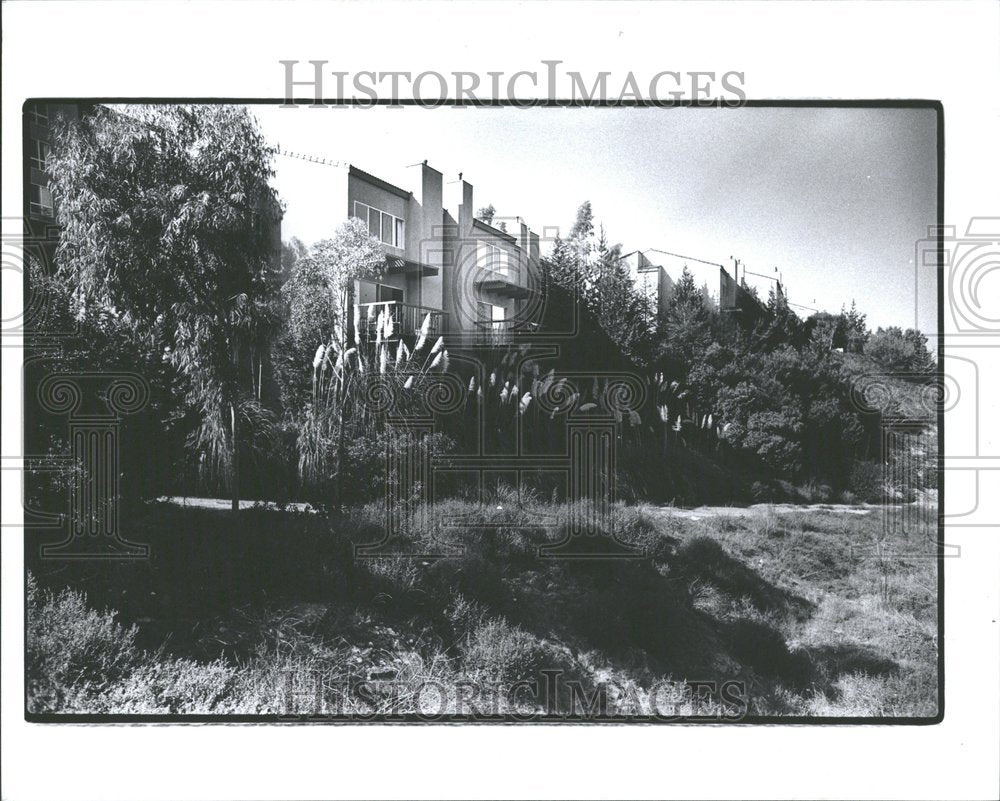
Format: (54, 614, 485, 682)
(844, 300, 869, 354)
(593, 230, 654, 364)
(756, 283, 806, 350)
(660, 266, 713, 368)
(807, 311, 848, 351)
(47, 104, 280, 512)
(567, 200, 595, 272)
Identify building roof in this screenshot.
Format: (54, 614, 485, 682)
(348, 165, 412, 199)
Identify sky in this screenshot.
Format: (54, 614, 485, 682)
(252, 104, 939, 339)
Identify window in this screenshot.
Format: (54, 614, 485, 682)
(380, 212, 393, 245)
(29, 140, 50, 171)
(28, 104, 49, 127)
(29, 183, 54, 217)
(353, 201, 404, 248)
(477, 301, 506, 325)
(375, 284, 404, 303)
(477, 241, 512, 277)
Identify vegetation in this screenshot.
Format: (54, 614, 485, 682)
(865, 326, 935, 374)
(26, 108, 939, 718)
(540, 201, 936, 501)
(33, 117, 938, 510)
(45, 104, 281, 511)
(27, 499, 937, 717)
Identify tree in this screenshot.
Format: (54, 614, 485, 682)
(844, 300, 869, 353)
(475, 203, 507, 231)
(865, 326, 934, 375)
(592, 230, 655, 364)
(47, 104, 280, 512)
(903, 329, 935, 373)
(567, 200, 596, 271)
(285, 219, 387, 507)
(807, 311, 848, 351)
(659, 266, 713, 369)
(281, 236, 308, 280)
(755, 283, 807, 350)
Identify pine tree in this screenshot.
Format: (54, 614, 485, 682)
(662, 266, 712, 366)
(844, 300, 869, 353)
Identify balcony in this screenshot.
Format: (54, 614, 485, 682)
(358, 301, 447, 341)
(474, 269, 533, 300)
(384, 253, 439, 276)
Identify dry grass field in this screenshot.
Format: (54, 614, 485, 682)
(26, 494, 938, 719)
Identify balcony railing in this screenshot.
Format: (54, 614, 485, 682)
(358, 301, 447, 340)
(473, 319, 538, 346)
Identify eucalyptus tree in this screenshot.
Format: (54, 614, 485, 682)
(47, 104, 280, 512)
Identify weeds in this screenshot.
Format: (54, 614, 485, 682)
(26, 497, 937, 718)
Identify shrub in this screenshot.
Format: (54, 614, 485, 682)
(460, 618, 549, 685)
(88, 657, 235, 714)
(27, 573, 141, 711)
(849, 460, 885, 503)
(608, 504, 674, 561)
(27, 573, 237, 714)
(864, 327, 933, 375)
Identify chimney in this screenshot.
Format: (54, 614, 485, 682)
(445, 173, 474, 233)
(462, 178, 474, 224)
(413, 159, 442, 211)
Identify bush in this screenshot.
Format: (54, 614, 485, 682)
(460, 618, 549, 685)
(301, 427, 454, 507)
(27, 573, 237, 714)
(864, 327, 933, 375)
(27, 573, 141, 711)
(86, 657, 236, 714)
(849, 460, 885, 503)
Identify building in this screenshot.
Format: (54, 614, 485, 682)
(621, 248, 768, 327)
(325, 161, 542, 346)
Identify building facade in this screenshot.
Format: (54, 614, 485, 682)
(333, 161, 542, 345)
(621, 248, 767, 327)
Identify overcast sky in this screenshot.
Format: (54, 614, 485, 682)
(252, 104, 938, 339)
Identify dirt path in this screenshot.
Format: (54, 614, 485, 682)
(155, 495, 879, 521)
(649, 503, 876, 521)
(153, 496, 317, 513)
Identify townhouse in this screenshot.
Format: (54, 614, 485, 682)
(331, 161, 542, 346)
(620, 248, 768, 327)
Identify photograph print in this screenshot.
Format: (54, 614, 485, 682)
(22, 100, 941, 721)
